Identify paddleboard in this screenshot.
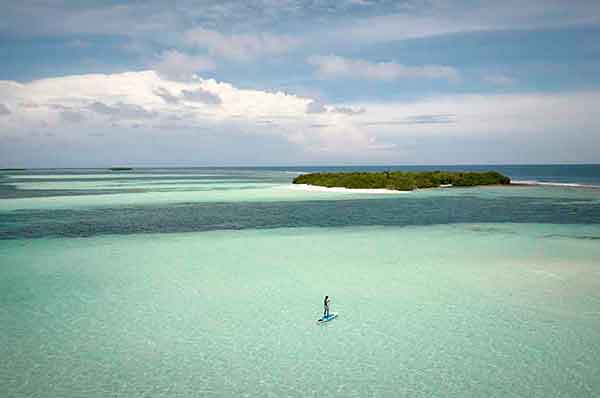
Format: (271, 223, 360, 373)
(317, 312, 338, 324)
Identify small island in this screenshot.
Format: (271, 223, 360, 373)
(293, 170, 511, 191)
(109, 167, 133, 171)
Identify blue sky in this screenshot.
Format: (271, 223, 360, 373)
(1, 1, 600, 166)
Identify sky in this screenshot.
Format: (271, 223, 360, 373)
(1, 0, 600, 167)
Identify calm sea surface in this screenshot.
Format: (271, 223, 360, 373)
(1, 165, 600, 397)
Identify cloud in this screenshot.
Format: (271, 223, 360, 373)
(153, 87, 180, 104)
(402, 114, 454, 124)
(367, 137, 396, 151)
(357, 92, 599, 142)
(332, 106, 365, 115)
(154, 50, 215, 81)
(2, 70, 600, 166)
(484, 74, 516, 86)
(348, 92, 600, 163)
(184, 28, 300, 61)
(306, 100, 365, 115)
(181, 88, 222, 104)
(0, 70, 378, 157)
(87, 101, 156, 119)
(47, 104, 70, 111)
(18, 102, 40, 109)
(328, 2, 600, 45)
(347, 0, 374, 6)
(306, 100, 326, 114)
(5, 1, 599, 41)
(60, 110, 85, 123)
(308, 55, 460, 82)
(0, 104, 10, 115)
(361, 114, 455, 126)
(154, 85, 223, 107)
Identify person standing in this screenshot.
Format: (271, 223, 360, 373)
(323, 295, 331, 318)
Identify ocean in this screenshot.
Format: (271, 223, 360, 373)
(1, 165, 599, 397)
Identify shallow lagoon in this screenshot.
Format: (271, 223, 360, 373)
(2, 225, 600, 397)
(1, 167, 600, 397)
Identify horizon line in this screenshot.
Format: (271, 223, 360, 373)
(2, 162, 600, 170)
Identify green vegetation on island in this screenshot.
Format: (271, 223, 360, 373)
(0, 168, 26, 171)
(293, 170, 511, 191)
(109, 167, 133, 171)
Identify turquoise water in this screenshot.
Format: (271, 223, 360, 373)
(1, 167, 600, 397)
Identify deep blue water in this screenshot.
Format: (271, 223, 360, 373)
(2, 195, 600, 240)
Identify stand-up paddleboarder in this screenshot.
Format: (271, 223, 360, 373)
(323, 295, 331, 318)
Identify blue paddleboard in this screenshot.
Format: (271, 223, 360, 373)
(317, 312, 338, 324)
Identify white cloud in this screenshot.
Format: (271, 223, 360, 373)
(1, 70, 599, 165)
(87, 102, 157, 120)
(0, 70, 379, 157)
(327, 1, 600, 45)
(18, 102, 40, 109)
(356, 92, 599, 140)
(60, 110, 85, 123)
(184, 28, 300, 61)
(153, 87, 180, 104)
(154, 86, 222, 105)
(0, 104, 10, 115)
(332, 106, 365, 115)
(154, 50, 215, 81)
(347, 0, 374, 6)
(339, 92, 600, 163)
(6, 1, 599, 41)
(306, 100, 365, 115)
(308, 55, 460, 82)
(181, 88, 222, 104)
(306, 100, 326, 114)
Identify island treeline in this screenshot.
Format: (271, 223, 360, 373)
(293, 171, 511, 191)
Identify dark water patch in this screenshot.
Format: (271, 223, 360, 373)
(0, 189, 147, 199)
(4, 175, 271, 183)
(2, 195, 600, 239)
(0, 185, 273, 199)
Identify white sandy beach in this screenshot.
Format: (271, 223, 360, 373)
(287, 183, 411, 194)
